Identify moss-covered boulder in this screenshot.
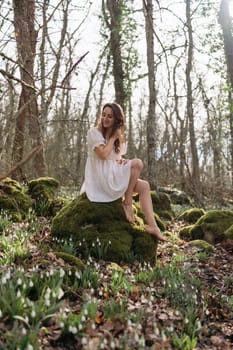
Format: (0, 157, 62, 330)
(186, 239, 214, 253)
(159, 187, 193, 205)
(178, 208, 205, 224)
(179, 210, 233, 244)
(0, 177, 32, 220)
(224, 224, 233, 239)
(51, 194, 159, 264)
(27, 177, 60, 216)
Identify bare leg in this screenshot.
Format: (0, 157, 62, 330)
(122, 159, 143, 223)
(134, 179, 168, 242)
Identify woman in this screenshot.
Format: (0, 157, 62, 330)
(82, 102, 168, 242)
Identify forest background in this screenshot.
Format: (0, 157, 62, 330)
(0, 0, 233, 207)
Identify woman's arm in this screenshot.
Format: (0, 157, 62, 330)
(94, 129, 121, 160)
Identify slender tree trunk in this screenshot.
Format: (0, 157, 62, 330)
(12, 0, 45, 180)
(143, 0, 157, 188)
(185, 0, 202, 204)
(106, 0, 126, 109)
(219, 0, 233, 186)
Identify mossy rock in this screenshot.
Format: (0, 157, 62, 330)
(0, 178, 32, 220)
(159, 187, 193, 205)
(53, 251, 85, 270)
(224, 224, 233, 239)
(187, 239, 214, 253)
(49, 197, 71, 217)
(187, 210, 233, 244)
(178, 208, 205, 224)
(179, 225, 194, 240)
(51, 194, 158, 264)
(27, 177, 60, 216)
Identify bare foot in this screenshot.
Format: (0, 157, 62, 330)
(122, 201, 135, 223)
(145, 225, 168, 242)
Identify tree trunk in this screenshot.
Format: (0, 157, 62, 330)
(143, 0, 157, 189)
(12, 0, 45, 181)
(185, 0, 202, 204)
(219, 0, 233, 187)
(106, 0, 126, 109)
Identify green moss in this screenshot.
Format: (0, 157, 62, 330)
(159, 187, 193, 205)
(27, 177, 59, 201)
(27, 177, 60, 216)
(179, 225, 194, 240)
(187, 239, 214, 252)
(2, 177, 22, 191)
(224, 224, 233, 239)
(0, 178, 32, 220)
(53, 251, 85, 270)
(189, 210, 233, 243)
(178, 208, 205, 224)
(51, 195, 158, 264)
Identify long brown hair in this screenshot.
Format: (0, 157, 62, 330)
(97, 102, 126, 153)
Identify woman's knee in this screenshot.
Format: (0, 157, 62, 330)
(135, 179, 150, 193)
(131, 158, 143, 171)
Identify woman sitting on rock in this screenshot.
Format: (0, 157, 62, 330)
(81, 102, 168, 242)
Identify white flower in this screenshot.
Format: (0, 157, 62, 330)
(29, 280, 34, 287)
(60, 268, 65, 278)
(17, 278, 22, 286)
(1, 276, 6, 285)
(31, 309, 36, 318)
(57, 288, 64, 299)
(81, 337, 87, 345)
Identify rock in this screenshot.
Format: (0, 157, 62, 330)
(178, 207, 205, 224)
(159, 187, 193, 205)
(186, 239, 214, 252)
(27, 177, 64, 216)
(179, 209, 233, 244)
(51, 194, 159, 264)
(0, 177, 32, 220)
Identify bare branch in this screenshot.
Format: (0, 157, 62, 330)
(60, 51, 89, 87)
(0, 145, 43, 182)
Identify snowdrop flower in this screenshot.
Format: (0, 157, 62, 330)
(29, 280, 34, 287)
(0, 310, 2, 318)
(22, 327, 27, 335)
(26, 344, 33, 350)
(81, 337, 87, 345)
(60, 268, 65, 278)
(31, 309, 36, 318)
(110, 340, 115, 348)
(1, 276, 7, 285)
(17, 278, 22, 286)
(57, 288, 64, 299)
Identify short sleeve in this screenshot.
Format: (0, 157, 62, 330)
(87, 128, 105, 150)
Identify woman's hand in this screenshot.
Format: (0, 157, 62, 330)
(112, 128, 122, 141)
(116, 158, 128, 165)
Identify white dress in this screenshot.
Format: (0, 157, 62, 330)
(81, 127, 131, 202)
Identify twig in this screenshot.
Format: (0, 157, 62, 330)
(60, 51, 89, 87)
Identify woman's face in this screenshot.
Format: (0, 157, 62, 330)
(102, 106, 115, 129)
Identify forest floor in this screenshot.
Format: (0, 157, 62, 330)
(0, 215, 233, 350)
